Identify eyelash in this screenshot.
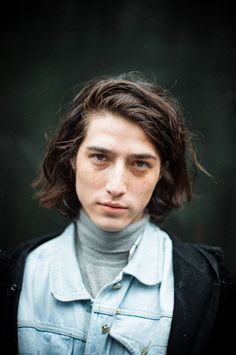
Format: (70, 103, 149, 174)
(133, 161, 151, 169)
(91, 154, 107, 162)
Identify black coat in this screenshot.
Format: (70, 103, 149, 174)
(0, 229, 235, 355)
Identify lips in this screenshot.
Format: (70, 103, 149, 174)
(99, 202, 128, 209)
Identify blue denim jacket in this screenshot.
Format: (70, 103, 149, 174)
(17, 221, 174, 355)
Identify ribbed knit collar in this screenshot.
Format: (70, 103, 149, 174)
(76, 209, 149, 253)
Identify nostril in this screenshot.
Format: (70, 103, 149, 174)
(106, 182, 127, 196)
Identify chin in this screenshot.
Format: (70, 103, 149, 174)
(98, 222, 126, 232)
(102, 225, 125, 232)
(95, 217, 128, 232)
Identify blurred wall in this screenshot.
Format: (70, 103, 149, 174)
(1, 1, 235, 274)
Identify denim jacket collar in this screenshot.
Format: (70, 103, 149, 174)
(123, 222, 165, 285)
(50, 221, 166, 301)
(50, 224, 90, 302)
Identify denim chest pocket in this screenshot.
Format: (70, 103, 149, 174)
(18, 326, 86, 355)
(108, 311, 171, 355)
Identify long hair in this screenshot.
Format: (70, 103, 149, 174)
(33, 72, 209, 223)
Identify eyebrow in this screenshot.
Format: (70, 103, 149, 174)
(86, 146, 158, 160)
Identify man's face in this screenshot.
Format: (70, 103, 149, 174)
(72, 111, 161, 231)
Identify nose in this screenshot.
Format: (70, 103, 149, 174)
(105, 163, 127, 197)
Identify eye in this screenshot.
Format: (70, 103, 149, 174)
(91, 154, 107, 162)
(95, 154, 106, 160)
(133, 161, 151, 170)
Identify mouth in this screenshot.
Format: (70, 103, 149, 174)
(98, 202, 128, 214)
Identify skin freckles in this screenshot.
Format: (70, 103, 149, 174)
(72, 111, 162, 231)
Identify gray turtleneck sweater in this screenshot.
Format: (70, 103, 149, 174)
(76, 210, 148, 298)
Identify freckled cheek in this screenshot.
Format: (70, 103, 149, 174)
(75, 168, 107, 190)
(131, 177, 158, 200)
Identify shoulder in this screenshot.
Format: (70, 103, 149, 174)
(171, 235, 236, 307)
(170, 235, 223, 279)
(0, 228, 66, 289)
(150, 222, 225, 280)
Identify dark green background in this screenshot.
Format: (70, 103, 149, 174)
(1, 1, 235, 274)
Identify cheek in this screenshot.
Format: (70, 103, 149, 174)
(75, 166, 106, 190)
(143, 172, 159, 188)
(131, 176, 158, 201)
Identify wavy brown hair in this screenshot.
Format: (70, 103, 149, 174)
(33, 72, 209, 223)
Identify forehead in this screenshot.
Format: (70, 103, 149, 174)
(81, 111, 158, 154)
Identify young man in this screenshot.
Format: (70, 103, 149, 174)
(0, 72, 235, 354)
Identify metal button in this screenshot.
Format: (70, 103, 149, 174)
(10, 283, 17, 292)
(101, 324, 110, 334)
(115, 308, 121, 315)
(112, 282, 122, 290)
(141, 347, 149, 355)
